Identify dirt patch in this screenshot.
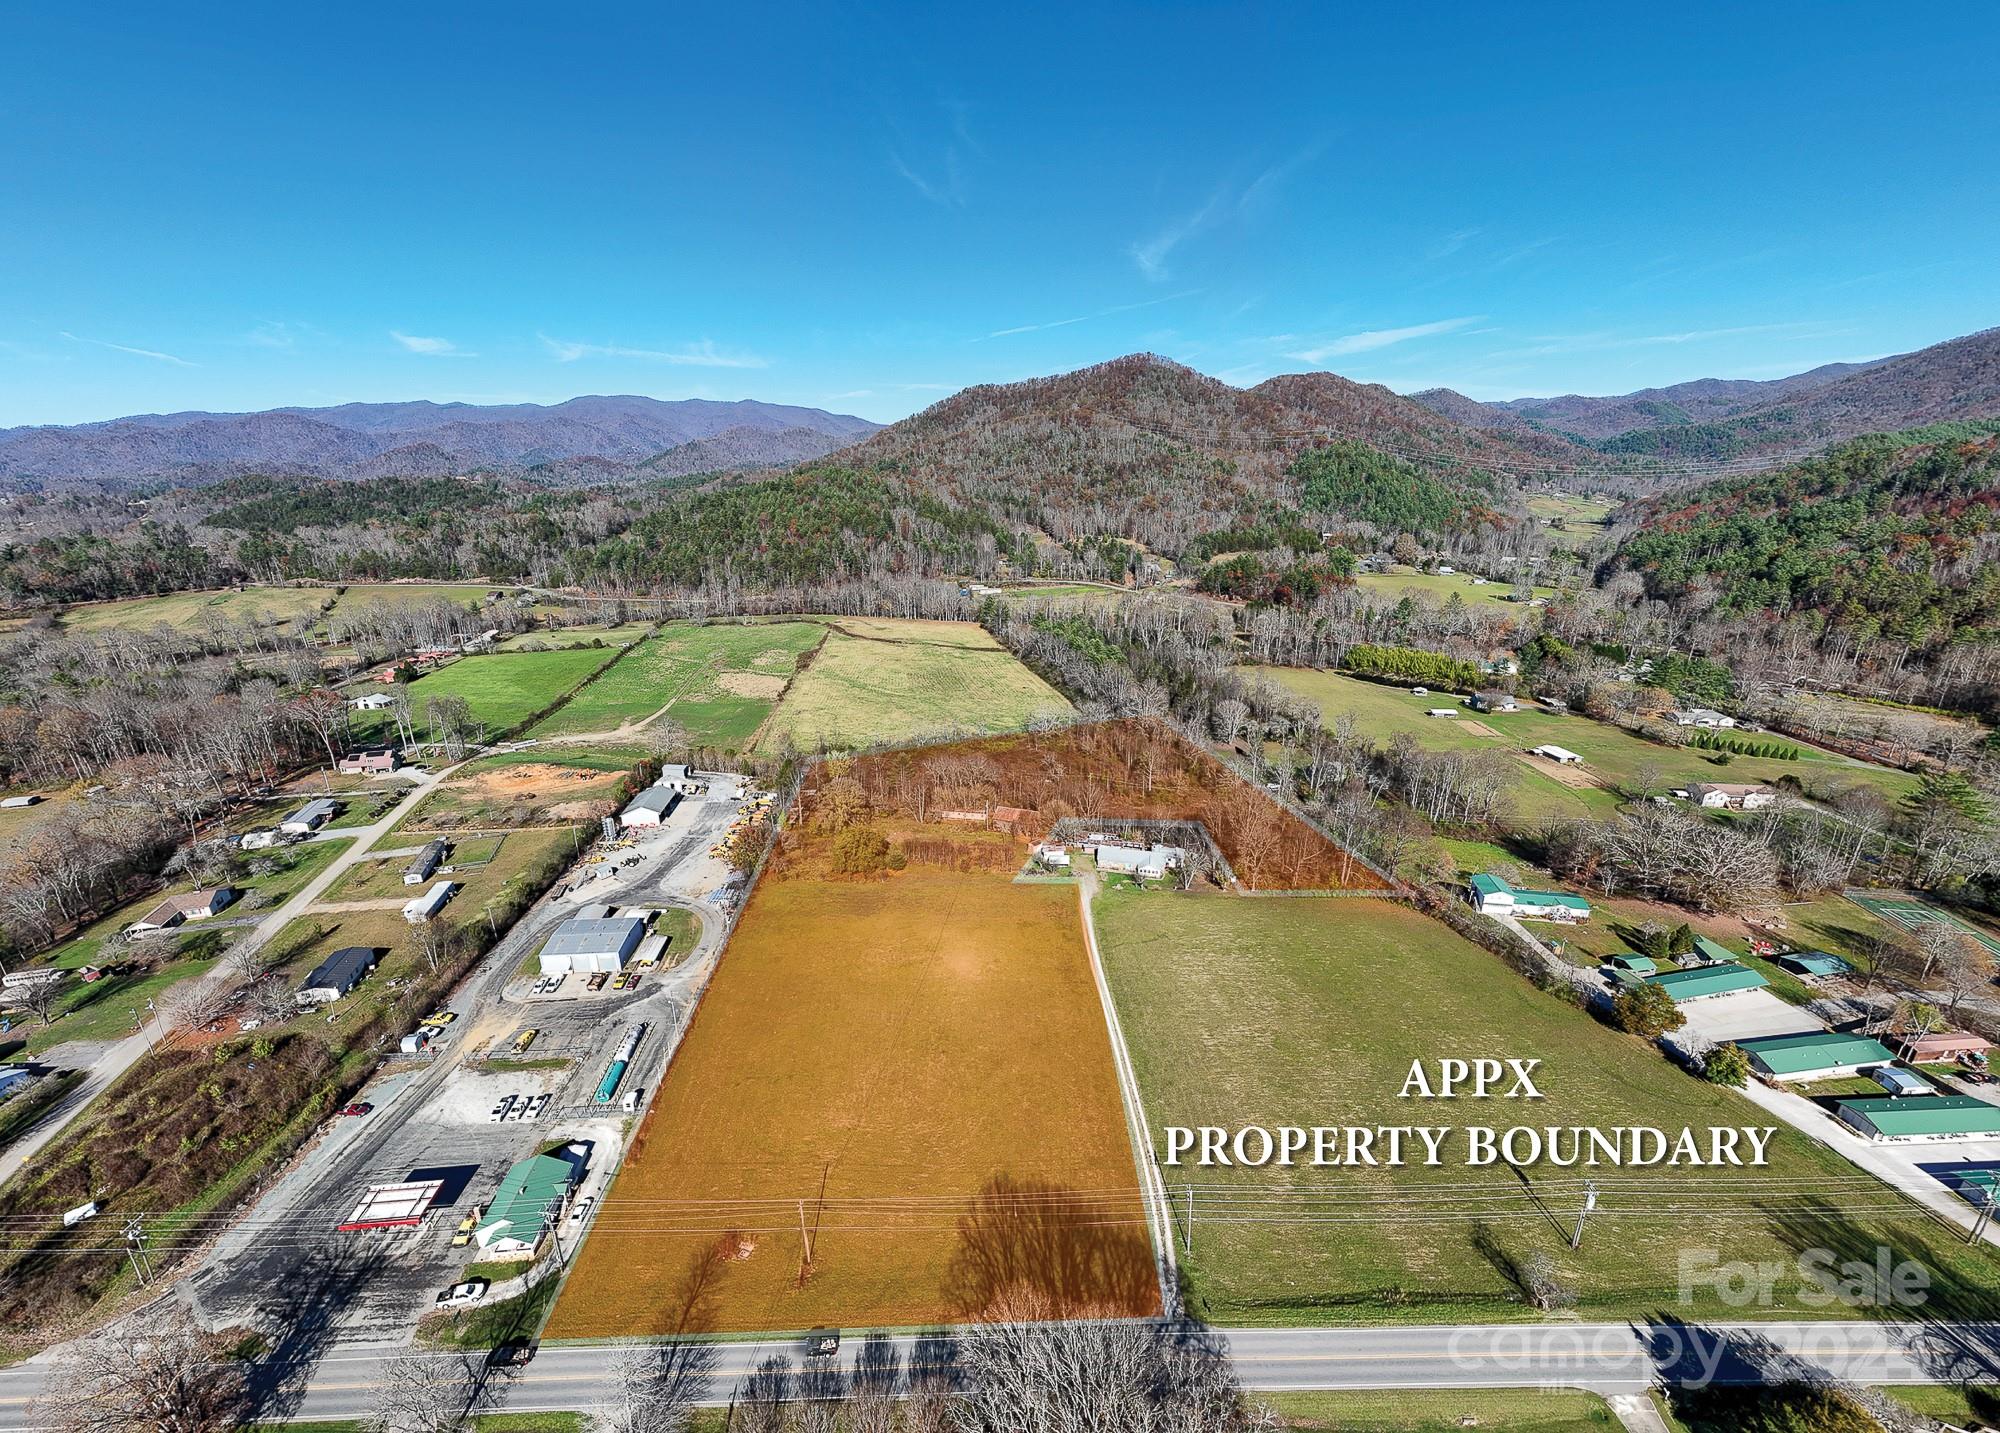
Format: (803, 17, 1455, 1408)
(1519, 754, 1608, 790)
(547, 797, 618, 822)
(1458, 720, 1501, 738)
(450, 763, 617, 803)
(716, 670, 787, 699)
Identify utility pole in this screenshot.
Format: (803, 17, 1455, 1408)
(1569, 1180, 1598, 1251)
(122, 1218, 152, 1286)
(1969, 1186, 1995, 1246)
(1183, 1184, 1193, 1255)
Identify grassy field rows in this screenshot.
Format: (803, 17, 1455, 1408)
(757, 617, 1072, 751)
(401, 647, 621, 737)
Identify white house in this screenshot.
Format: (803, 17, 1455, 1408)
(129, 886, 237, 935)
(1531, 744, 1583, 765)
(1471, 691, 1520, 713)
(1091, 843, 1184, 880)
(239, 829, 282, 851)
(1672, 708, 1737, 729)
(1468, 873, 1592, 921)
(1687, 782, 1777, 811)
(350, 693, 395, 712)
(281, 798, 341, 835)
(1033, 842, 1072, 868)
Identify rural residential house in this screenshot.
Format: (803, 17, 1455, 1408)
(402, 881, 457, 923)
(350, 693, 395, 711)
(405, 839, 449, 885)
(0, 1065, 34, 1100)
(1468, 873, 1591, 922)
(295, 947, 379, 1007)
(1090, 842, 1184, 880)
(281, 798, 341, 835)
(336, 746, 402, 776)
(1892, 1031, 1993, 1064)
(539, 915, 646, 975)
(1672, 708, 1737, 729)
(1470, 691, 1519, 713)
(129, 886, 237, 935)
(1687, 782, 1778, 811)
(619, 786, 680, 828)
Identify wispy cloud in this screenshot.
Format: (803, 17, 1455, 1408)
(245, 320, 310, 350)
(60, 331, 196, 367)
(1427, 227, 1483, 260)
(1130, 147, 1324, 282)
(981, 290, 1200, 340)
(1284, 316, 1484, 364)
(890, 149, 967, 209)
(391, 331, 470, 357)
(539, 335, 768, 369)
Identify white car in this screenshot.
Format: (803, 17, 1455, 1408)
(435, 1279, 489, 1309)
(489, 1096, 516, 1123)
(567, 1195, 595, 1226)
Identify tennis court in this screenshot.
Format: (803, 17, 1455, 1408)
(1846, 889, 2000, 956)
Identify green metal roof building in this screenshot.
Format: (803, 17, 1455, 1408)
(1606, 954, 1657, 975)
(1468, 873, 1592, 918)
(1737, 1031, 1894, 1080)
(1644, 962, 1769, 1002)
(1777, 951, 1854, 978)
(1835, 1095, 2000, 1142)
(1692, 935, 1736, 963)
(474, 1152, 579, 1252)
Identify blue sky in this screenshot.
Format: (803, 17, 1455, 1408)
(4, 2, 1997, 426)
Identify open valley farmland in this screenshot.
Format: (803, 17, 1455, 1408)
(57, 585, 335, 633)
(401, 647, 617, 736)
(546, 851, 1152, 1337)
(758, 618, 1070, 751)
(529, 620, 824, 747)
(1254, 666, 1917, 824)
(1094, 891, 2000, 1324)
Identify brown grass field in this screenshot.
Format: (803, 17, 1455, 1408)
(545, 847, 1155, 1337)
(827, 719, 1389, 891)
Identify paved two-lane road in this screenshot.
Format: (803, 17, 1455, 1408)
(3, 1318, 1996, 1427)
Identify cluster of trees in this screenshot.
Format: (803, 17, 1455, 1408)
(1290, 439, 1497, 535)
(0, 523, 228, 607)
(1195, 549, 1352, 607)
(1343, 643, 1484, 691)
(1611, 427, 2000, 656)
(1544, 803, 1781, 913)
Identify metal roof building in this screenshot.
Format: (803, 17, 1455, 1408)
(1777, 951, 1855, 978)
(475, 1152, 580, 1252)
(619, 786, 680, 828)
(538, 915, 646, 975)
(295, 946, 378, 1006)
(1835, 1095, 2000, 1142)
(1737, 1031, 1894, 1080)
(1644, 962, 1769, 1002)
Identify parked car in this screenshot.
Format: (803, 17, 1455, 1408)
(486, 1341, 536, 1368)
(567, 1195, 596, 1226)
(806, 1328, 841, 1358)
(338, 1102, 372, 1118)
(489, 1096, 516, 1123)
(435, 1279, 489, 1309)
(451, 1208, 482, 1247)
(424, 1010, 458, 1026)
(587, 972, 609, 992)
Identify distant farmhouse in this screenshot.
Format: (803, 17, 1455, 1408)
(336, 747, 402, 776)
(281, 798, 341, 835)
(1672, 708, 1737, 729)
(129, 886, 237, 936)
(1687, 781, 1778, 811)
(1469, 690, 1519, 713)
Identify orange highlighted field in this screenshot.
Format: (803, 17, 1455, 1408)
(545, 857, 1156, 1337)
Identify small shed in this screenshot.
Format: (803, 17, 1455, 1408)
(1777, 951, 1855, 978)
(1532, 744, 1583, 765)
(1605, 954, 1658, 976)
(1692, 935, 1737, 964)
(1871, 1067, 1933, 1098)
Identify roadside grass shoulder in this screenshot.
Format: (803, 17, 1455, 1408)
(1260, 1388, 1617, 1430)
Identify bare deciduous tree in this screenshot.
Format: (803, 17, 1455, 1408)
(31, 1303, 247, 1433)
(366, 1348, 505, 1433)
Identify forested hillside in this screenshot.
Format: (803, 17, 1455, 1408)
(1608, 423, 2000, 649)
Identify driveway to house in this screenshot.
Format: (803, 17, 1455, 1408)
(0, 765, 453, 1193)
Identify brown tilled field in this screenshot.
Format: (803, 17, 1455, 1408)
(830, 719, 1388, 891)
(544, 850, 1155, 1338)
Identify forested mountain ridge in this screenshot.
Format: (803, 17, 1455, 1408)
(1605, 421, 2000, 650)
(0, 395, 879, 492)
(1417, 327, 2000, 463)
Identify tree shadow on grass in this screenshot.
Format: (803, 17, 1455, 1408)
(941, 1173, 1159, 1322)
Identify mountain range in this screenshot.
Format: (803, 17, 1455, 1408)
(0, 396, 880, 492)
(1413, 326, 2000, 463)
